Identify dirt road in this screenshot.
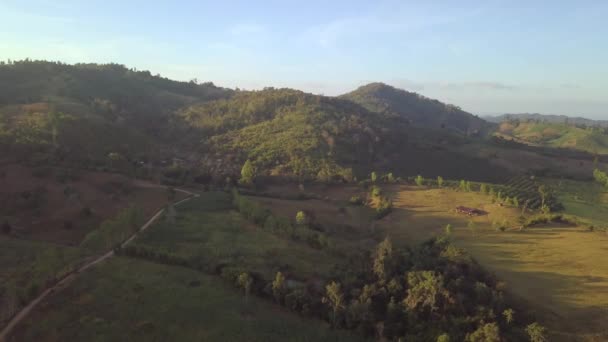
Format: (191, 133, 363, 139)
(0, 187, 197, 341)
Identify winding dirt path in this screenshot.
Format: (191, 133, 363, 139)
(0, 187, 198, 341)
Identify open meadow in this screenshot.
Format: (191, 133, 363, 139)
(8, 257, 364, 342)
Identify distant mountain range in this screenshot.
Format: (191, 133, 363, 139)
(484, 113, 608, 127)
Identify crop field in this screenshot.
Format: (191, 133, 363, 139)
(8, 257, 364, 342)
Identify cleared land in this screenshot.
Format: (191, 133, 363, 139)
(8, 257, 363, 342)
(0, 164, 183, 245)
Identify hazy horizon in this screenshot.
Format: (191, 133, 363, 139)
(1, 0, 607, 118)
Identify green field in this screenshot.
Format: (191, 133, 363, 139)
(497, 121, 608, 154)
(9, 257, 363, 342)
(547, 178, 608, 228)
(132, 192, 342, 280)
(0, 236, 84, 325)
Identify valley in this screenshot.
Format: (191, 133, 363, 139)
(1, 60, 607, 342)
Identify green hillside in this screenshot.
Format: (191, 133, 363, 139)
(341, 82, 491, 134)
(496, 120, 608, 154)
(181, 88, 511, 182)
(0, 60, 232, 166)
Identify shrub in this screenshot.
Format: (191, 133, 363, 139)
(415, 175, 424, 186)
(375, 197, 393, 219)
(437, 176, 444, 187)
(295, 211, 307, 225)
(349, 195, 364, 205)
(370, 186, 382, 198)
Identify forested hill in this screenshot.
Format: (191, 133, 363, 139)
(0, 60, 510, 182)
(0, 60, 232, 165)
(181, 88, 510, 182)
(341, 82, 490, 134)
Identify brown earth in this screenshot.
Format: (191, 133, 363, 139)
(0, 164, 186, 245)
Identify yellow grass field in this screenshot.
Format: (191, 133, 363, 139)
(377, 185, 608, 341)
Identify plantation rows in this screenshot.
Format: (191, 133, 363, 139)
(503, 176, 562, 211)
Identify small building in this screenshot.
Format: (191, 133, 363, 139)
(456, 206, 485, 216)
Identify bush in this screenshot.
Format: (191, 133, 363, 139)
(370, 186, 382, 198)
(349, 195, 364, 205)
(415, 175, 424, 186)
(375, 197, 393, 219)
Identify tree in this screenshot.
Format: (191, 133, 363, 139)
(437, 176, 444, 187)
(386, 172, 395, 183)
(404, 271, 448, 313)
(240, 160, 255, 186)
(372, 237, 393, 281)
(371, 171, 378, 183)
(459, 180, 467, 191)
(295, 211, 307, 225)
(48, 111, 65, 147)
(237, 272, 253, 303)
(437, 334, 450, 342)
(480, 183, 488, 194)
(323, 281, 345, 327)
(415, 175, 424, 187)
(526, 322, 548, 342)
(107, 152, 122, 169)
(538, 185, 547, 209)
(272, 271, 286, 303)
(467, 322, 501, 342)
(445, 224, 452, 236)
(503, 308, 515, 324)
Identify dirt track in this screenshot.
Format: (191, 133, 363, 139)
(0, 187, 197, 342)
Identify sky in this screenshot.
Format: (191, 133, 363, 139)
(1, 0, 607, 118)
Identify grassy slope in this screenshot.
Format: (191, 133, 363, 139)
(9, 257, 363, 342)
(132, 192, 342, 280)
(0, 236, 84, 324)
(497, 121, 608, 154)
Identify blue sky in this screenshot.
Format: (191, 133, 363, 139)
(1, 0, 607, 118)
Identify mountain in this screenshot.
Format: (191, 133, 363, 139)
(340, 82, 491, 134)
(0, 60, 233, 166)
(181, 88, 510, 182)
(484, 113, 608, 127)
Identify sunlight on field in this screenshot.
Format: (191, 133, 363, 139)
(379, 185, 608, 341)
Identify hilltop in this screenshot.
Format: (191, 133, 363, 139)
(341, 82, 491, 134)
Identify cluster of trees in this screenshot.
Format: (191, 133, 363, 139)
(593, 168, 608, 187)
(227, 237, 544, 341)
(80, 205, 143, 252)
(232, 189, 330, 249)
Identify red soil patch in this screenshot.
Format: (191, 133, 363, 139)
(0, 164, 184, 245)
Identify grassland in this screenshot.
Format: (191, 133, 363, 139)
(377, 185, 607, 341)
(546, 178, 608, 228)
(131, 192, 343, 280)
(0, 236, 84, 325)
(252, 183, 607, 341)
(496, 121, 608, 154)
(8, 257, 363, 342)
